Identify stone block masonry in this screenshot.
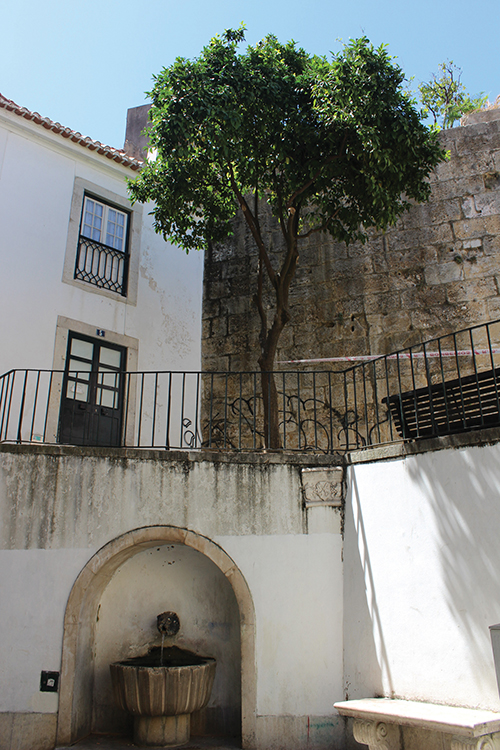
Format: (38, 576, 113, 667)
(202, 110, 500, 371)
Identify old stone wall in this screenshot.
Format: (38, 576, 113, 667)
(202, 110, 500, 372)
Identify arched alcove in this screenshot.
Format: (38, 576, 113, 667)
(56, 526, 256, 748)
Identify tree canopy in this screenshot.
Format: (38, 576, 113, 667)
(419, 61, 487, 129)
(130, 28, 444, 252)
(129, 27, 446, 447)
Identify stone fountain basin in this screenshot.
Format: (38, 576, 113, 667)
(110, 646, 216, 718)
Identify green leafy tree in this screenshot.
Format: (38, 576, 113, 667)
(129, 28, 446, 448)
(419, 61, 487, 128)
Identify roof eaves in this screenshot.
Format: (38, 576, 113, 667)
(0, 93, 143, 171)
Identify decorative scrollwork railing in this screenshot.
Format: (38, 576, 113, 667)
(3, 319, 500, 452)
(74, 236, 129, 296)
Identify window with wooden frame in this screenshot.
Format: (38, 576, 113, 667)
(74, 195, 130, 296)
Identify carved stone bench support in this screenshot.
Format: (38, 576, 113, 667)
(451, 738, 500, 750)
(353, 718, 401, 749)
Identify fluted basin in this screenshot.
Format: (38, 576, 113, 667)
(110, 646, 216, 747)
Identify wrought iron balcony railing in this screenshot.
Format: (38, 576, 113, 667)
(2, 319, 500, 453)
(74, 236, 129, 296)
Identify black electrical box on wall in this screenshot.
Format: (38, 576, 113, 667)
(40, 671, 59, 692)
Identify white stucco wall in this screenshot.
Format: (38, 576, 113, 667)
(344, 442, 500, 712)
(218, 533, 343, 718)
(0, 548, 92, 714)
(0, 106, 203, 376)
(0, 536, 342, 719)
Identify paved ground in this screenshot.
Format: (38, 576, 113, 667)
(58, 735, 241, 750)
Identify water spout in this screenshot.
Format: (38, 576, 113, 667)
(157, 612, 180, 667)
(157, 611, 180, 636)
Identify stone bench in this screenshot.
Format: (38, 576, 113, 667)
(382, 366, 500, 440)
(334, 698, 500, 750)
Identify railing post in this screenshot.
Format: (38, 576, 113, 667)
(16, 371, 28, 443)
(208, 373, 214, 449)
(343, 371, 349, 452)
(4, 371, 16, 442)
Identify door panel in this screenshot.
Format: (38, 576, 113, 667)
(59, 333, 125, 447)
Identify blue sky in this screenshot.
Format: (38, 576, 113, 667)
(2, 0, 498, 149)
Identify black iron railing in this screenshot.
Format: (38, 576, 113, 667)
(2, 320, 500, 452)
(341, 318, 500, 449)
(0, 369, 351, 452)
(74, 236, 129, 296)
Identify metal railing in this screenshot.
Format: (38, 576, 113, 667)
(74, 236, 129, 295)
(341, 318, 500, 449)
(0, 369, 351, 452)
(2, 319, 500, 453)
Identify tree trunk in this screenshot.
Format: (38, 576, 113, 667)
(238, 193, 299, 450)
(258, 322, 286, 449)
(260, 367, 281, 449)
(255, 230, 298, 450)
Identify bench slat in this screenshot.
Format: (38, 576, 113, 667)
(382, 367, 500, 439)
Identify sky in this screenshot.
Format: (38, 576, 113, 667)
(1, 0, 498, 150)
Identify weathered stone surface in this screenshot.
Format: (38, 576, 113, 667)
(202, 117, 500, 425)
(110, 658, 216, 717)
(0, 712, 57, 750)
(301, 467, 344, 506)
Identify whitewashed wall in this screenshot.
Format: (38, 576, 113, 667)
(344, 442, 500, 713)
(0, 107, 203, 376)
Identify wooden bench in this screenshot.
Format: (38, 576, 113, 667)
(382, 367, 500, 440)
(334, 698, 500, 749)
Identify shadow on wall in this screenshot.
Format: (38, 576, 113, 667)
(343, 444, 500, 710)
(343, 474, 384, 700)
(407, 445, 500, 701)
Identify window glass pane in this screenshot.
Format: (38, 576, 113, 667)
(82, 198, 103, 243)
(68, 359, 91, 379)
(105, 208, 127, 252)
(98, 369, 119, 388)
(97, 388, 116, 408)
(66, 381, 88, 402)
(70, 339, 94, 360)
(99, 347, 122, 368)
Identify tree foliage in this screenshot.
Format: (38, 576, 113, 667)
(419, 61, 487, 129)
(129, 27, 446, 447)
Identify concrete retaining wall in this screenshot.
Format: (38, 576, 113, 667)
(4, 433, 500, 750)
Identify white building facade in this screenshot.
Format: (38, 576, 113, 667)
(0, 93, 204, 404)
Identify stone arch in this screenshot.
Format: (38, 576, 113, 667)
(56, 526, 256, 748)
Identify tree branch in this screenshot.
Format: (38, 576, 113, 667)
(254, 183, 260, 235)
(297, 206, 341, 239)
(254, 254, 268, 356)
(227, 161, 277, 288)
(272, 168, 288, 244)
(285, 134, 348, 209)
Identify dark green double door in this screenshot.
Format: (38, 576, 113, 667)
(59, 332, 126, 446)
